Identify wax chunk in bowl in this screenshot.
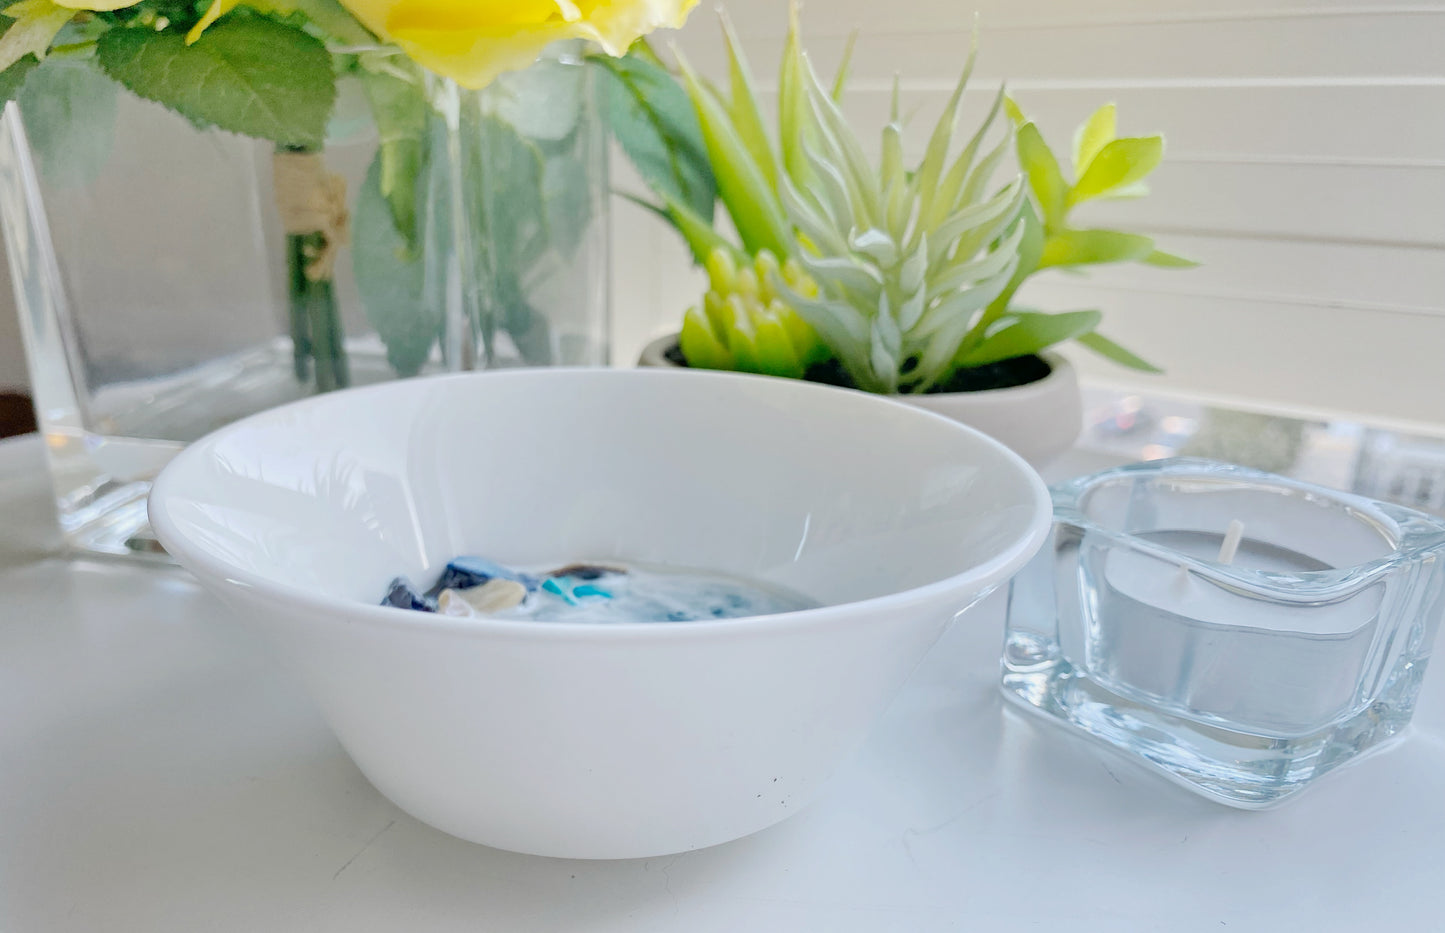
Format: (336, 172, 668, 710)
(572, 584, 612, 599)
(428, 556, 539, 597)
(437, 579, 529, 616)
(541, 576, 583, 606)
(382, 577, 434, 613)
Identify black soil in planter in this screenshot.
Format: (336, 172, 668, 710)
(664, 343, 1052, 394)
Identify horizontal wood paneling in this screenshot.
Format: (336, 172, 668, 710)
(1076, 161, 1444, 247)
(1032, 284, 1445, 430)
(1049, 236, 1445, 316)
(825, 85, 1445, 165)
(675, 13, 1445, 82)
(700, 2, 1445, 34)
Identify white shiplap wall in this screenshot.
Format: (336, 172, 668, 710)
(612, 1, 1445, 432)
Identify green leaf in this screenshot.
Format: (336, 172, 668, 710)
(926, 85, 1004, 235)
(542, 143, 591, 259)
(802, 61, 882, 228)
(15, 58, 117, 188)
(992, 200, 1045, 309)
(96, 17, 335, 149)
(456, 104, 588, 366)
(357, 66, 426, 246)
(679, 303, 734, 370)
(912, 31, 976, 239)
(797, 252, 884, 302)
(1071, 101, 1115, 179)
(775, 283, 869, 358)
(1096, 181, 1149, 200)
(1143, 248, 1200, 268)
(911, 299, 980, 391)
(956, 131, 1010, 215)
(249, 0, 375, 45)
(947, 201, 1044, 366)
(618, 194, 721, 267)
(0, 54, 38, 106)
(956, 309, 1101, 367)
(781, 302, 826, 366)
(880, 117, 905, 192)
(627, 36, 667, 69)
(718, 8, 776, 190)
(0, 0, 73, 74)
(926, 213, 1025, 301)
(1040, 228, 1155, 268)
(1003, 95, 1027, 127)
(753, 310, 805, 378)
(926, 176, 1025, 268)
(657, 191, 739, 266)
(461, 111, 555, 363)
(353, 153, 435, 377)
(1015, 122, 1067, 230)
(676, 50, 792, 259)
(1076, 331, 1162, 372)
(1070, 135, 1163, 204)
(779, 171, 849, 255)
(493, 47, 582, 142)
(592, 51, 715, 223)
(881, 119, 910, 240)
(831, 29, 858, 102)
(721, 297, 762, 372)
(778, 2, 819, 187)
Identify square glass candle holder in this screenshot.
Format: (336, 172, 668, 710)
(1002, 459, 1445, 808)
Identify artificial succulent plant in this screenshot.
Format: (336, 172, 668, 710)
(634, 6, 1194, 392)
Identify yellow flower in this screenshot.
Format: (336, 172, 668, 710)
(183, 0, 241, 43)
(45, 0, 233, 45)
(0, 0, 104, 74)
(337, 0, 698, 89)
(52, 0, 138, 10)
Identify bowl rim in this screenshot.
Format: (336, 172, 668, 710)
(149, 368, 1053, 640)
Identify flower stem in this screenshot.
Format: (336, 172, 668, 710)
(286, 235, 313, 383)
(286, 229, 349, 392)
(278, 144, 350, 393)
(428, 73, 483, 370)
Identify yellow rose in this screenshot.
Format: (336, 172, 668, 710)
(338, 0, 698, 89)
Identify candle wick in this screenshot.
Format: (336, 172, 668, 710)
(1217, 520, 1246, 565)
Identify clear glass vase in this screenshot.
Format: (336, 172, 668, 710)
(0, 48, 609, 560)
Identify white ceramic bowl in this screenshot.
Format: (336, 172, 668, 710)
(149, 369, 1050, 859)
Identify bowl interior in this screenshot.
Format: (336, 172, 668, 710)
(150, 370, 1046, 612)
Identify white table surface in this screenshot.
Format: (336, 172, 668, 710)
(2, 433, 1442, 932)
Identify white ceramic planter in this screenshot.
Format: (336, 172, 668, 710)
(638, 335, 1082, 468)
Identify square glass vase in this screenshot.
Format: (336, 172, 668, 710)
(0, 50, 610, 560)
(1003, 458, 1445, 808)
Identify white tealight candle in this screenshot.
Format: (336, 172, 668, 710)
(1102, 529, 1362, 636)
(1076, 475, 1398, 736)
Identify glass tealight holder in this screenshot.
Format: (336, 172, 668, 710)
(1003, 458, 1445, 808)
